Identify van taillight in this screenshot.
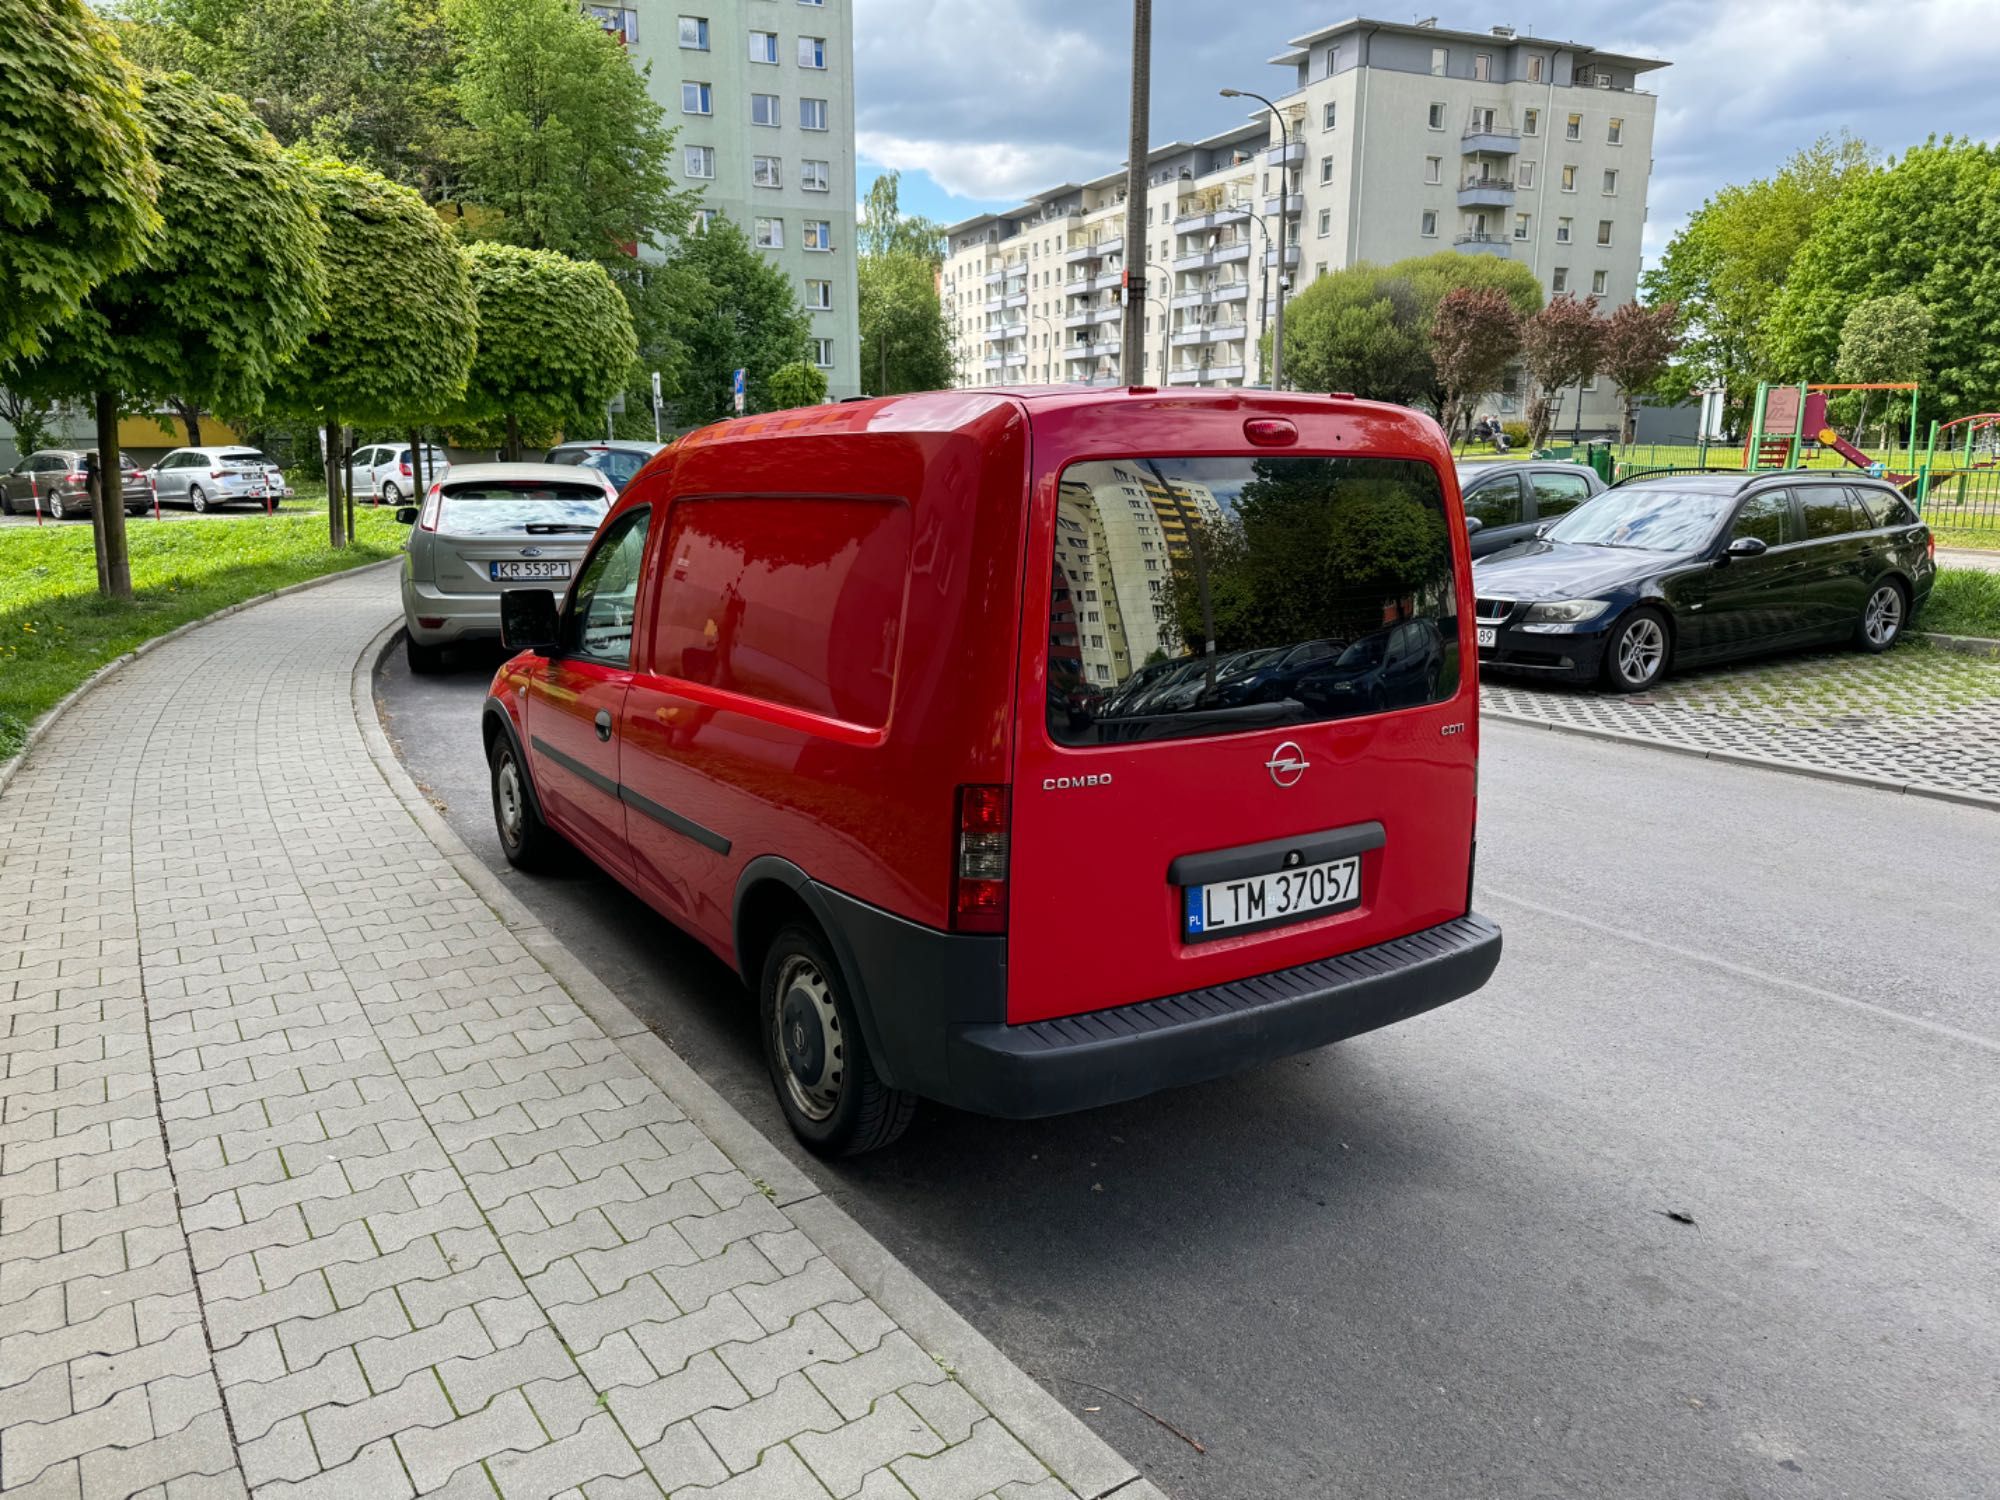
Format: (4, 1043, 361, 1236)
(951, 784, 1009, 933)
(418, 483, 443, 531)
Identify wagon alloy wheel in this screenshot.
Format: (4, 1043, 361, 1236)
(1601, 607, 1670, 693)
(774, 955, 843, 1122)
(47, 493, 66, 521)
(1862, 582, 1905, 649)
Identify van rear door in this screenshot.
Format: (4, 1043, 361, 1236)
(1006, 430, 1478, 1025)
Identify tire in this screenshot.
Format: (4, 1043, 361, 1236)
(487, 731, 563, 872)
(1600, 606, 1671, 693)
(380, 481, 401, 508)
(404, 631, 447, 675)
(47, 493, 66, 521)
(188, 484, 208, 513)
(1856, 578, 1907, 654)
(759, 923, 915, 1157)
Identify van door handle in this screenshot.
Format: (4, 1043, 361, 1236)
(594, 710, 612, 742)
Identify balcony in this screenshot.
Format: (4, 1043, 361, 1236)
(983, 355, 1004, 370)
(1264, 244, 1300, 269)
(1004, 290, 1028, 308)
(1265, 140, 1304, 167)
(982, 266, 1005, 286)
(1461, 127, 1520, 156)
(1452, 233, 1510, 257)
(1457, 180, 1516, 209)
(1168, 362, 1247, 385)
(1172, 241, 1252, 272)
(1171, 282, 1251, 309)
(1174, 200, 1254, 232)
(1004, 351, 1028, 369)
(1264, 193, 1305, 217)
(1064, 236, 1122, 264)
(1063, 309, 1097, 330)
(983, 294, 1004, 313)
(1171, 322, 1249, 348)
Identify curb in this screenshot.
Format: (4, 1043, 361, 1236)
(0, 557, 400, 803)
(350, 618, 1164, 1500)
(1922, 630, 2000, 660)
(1484, 707, 2000, 813)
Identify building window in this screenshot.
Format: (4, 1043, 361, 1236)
(1430, 46, 1447, 76)
(1518, 161, 1535, 188)
(811, 338, 834, 368)
(753, 154, 781, 188)
(1608, 117, 1624, 145)
(693, 208, 715, 232)
(1473, 53, 1490, 81)
(683, 144, 715, 179)
(1603, 168, 1619, 194)
(1314, 261, 1327, 279)
(1523, 108, 1539, 137)
(1427, 102, 1445, 130)
(1319, 155, 1334, 183)
(801, 158, 830, 192)
(800, 97, 828, 130)
(1561, 165, 1576, 193)
(681, 81, 711, 114)
(755, 217, 783, 249)
(805, 279, 831, 310)
(751, 93, 780, 127)
(589, 6, 638, 44)
(1556, 217, 1572, 243)
(1565, 112, 1582, 140)
(1425, 155, 1442, 184)
(1551, 267, 1567, 292)
(748, 30, 778, 63)
(1592, 269, 1608, 295)
(1323, 101, 1337, 131)
(804, 219, 831, 251)
(1421, 209, 1438, 237)
(1528, 55, 1544, 82)
(798, 36, 827, 68)
(678, 15, 708, 49)
(1326, 43, 1341, 74)
(1513, 213, 1530, 240)
(1317, 207, 1331, 238)
(1596, 219, 1613, 245)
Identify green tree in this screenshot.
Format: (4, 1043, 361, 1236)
(1520, 294, 1606, 449)
(1642, 133, 1873, 427)
(1598, 301, 1682, 445)
(860, 252, 953, 396)
(259, 158, 477, 544)
(0, 390, 59, 457)
(860, 171, 943, 262)
(1832, 293, 1933, 445)
(656, 219, 811, 427)
(1764, 137, 2000, 424)
(11, 73, 325, 596)
(1, 0, 160, 363)
(767, 361, 828, 409)
(446, 0, 692, 261)
(460, 241, 637, 458)
(1430, 288, 1522, 444)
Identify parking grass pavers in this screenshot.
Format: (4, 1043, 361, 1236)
(1, 501, 405, 761)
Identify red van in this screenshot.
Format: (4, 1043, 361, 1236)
(483, 388, 1500, 1154)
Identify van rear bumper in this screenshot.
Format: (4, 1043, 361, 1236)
(944, 914, 1502, 1119)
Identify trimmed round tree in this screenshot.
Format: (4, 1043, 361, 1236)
(261, 158, 478, 545)
(10, 72, 324, 597)
(1, 0, 160, 363)
(767, 361, 828, 410)
(461, 242, 637, 458)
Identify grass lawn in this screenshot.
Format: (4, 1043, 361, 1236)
(1923, 569, 2000, 640)
(1928, 525, 2000, 553)
(1, 500, 405, 762)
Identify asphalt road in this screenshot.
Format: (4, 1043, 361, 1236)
(376, 641, 2000, 1500)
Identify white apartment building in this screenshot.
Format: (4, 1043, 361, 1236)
(941, 16, 1666, 433)
(601, 1, 861, 398)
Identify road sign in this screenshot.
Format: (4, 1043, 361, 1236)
(607, 393, 626, 414)
(732, 367, 746, 415)
(651, 370, 663, 408)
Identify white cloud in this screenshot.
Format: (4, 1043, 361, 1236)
(858, 131, 1108, 203)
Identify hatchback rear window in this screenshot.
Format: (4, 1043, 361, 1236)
(437, 481, 608, 536)
(1046, 456, 1461, 747)
(221, 450, 271, 465)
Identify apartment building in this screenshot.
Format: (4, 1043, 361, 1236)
(599, 1, 860, 398)
(941, 16, 1665, 433)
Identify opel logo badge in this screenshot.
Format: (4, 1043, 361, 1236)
(1265, 740, 1310, 788)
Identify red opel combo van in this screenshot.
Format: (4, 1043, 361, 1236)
(483, 388, 1501, 1154)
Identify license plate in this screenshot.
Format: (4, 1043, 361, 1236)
(1476, 626, 1497, 647)
(490, 560, 571, 581)
(1183, 855, 1361, 940)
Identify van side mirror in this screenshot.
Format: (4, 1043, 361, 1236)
(501, 588, 561, 653)
(1724, 535, 1767, 560)
(394, 506, 418, 526)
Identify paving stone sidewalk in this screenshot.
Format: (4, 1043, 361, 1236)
(0, 569, 1111, 1500)
(1483, 639, 2000, 803)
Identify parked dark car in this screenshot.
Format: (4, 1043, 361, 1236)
(2, 450, 149, 520)
(1473, 472, 1934, 692)
(546, 440, 663, 493)
(1458, 460, 1604, 556)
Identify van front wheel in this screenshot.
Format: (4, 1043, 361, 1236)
(760, 926, 914, 1156)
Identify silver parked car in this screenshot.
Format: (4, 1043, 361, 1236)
(545, 439, 663, 494)
(349, 442, 449, 506)
(398, 463, 617, 673)
(146, 446, 291, 512)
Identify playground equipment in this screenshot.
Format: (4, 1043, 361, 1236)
(1744, 381, 1920, 483)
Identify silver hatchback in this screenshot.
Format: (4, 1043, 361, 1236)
(146, 446, 290, 511)
(398, 463, 616, 672)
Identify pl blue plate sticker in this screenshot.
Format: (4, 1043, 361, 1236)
(1184, 886, 1204, 935)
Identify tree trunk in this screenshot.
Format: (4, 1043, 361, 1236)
(505, 412, 521, 463)
(408, 427, 426, 502)
(324, 418, 346, 548)
(1619, 395, 1637, 447)
(343, 426, 356, 543)
(181, 406, 202, 447)
(94, 391, 133, 599)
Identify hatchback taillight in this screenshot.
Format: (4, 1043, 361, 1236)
(399, 460, 411, 477)
(418, 483, 443, 531)
(951, 784, 1009, 933)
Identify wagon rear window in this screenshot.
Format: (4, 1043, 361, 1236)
(1046, 456, 1460, 747)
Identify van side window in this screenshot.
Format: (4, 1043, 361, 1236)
(566, 509, 650, 665)
(649, 497, 911, 727)
(1047, 456, 1460, 747)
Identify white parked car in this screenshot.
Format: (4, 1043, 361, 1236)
(348, 442, 449, 506)
(145, 447, 291, 511)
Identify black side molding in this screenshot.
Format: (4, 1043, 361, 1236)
(530, 733, 731, 854)
(1167, 820, 1386, 887)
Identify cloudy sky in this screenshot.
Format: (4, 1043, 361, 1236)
(852, 0, 2000, 265)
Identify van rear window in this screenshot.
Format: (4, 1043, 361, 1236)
(1046, 456, 1460, 747)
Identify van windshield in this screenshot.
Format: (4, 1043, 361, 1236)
(1046, 456, 1460, 747)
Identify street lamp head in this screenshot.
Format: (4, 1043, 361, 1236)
(1219, 88, 1242, 98)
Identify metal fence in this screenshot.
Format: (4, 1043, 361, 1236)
(1918, 463, 2000, 538)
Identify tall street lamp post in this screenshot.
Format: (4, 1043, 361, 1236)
(1220, 87, 1292, 389)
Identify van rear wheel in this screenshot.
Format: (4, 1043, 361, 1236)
(760, 925, 914, 1156)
